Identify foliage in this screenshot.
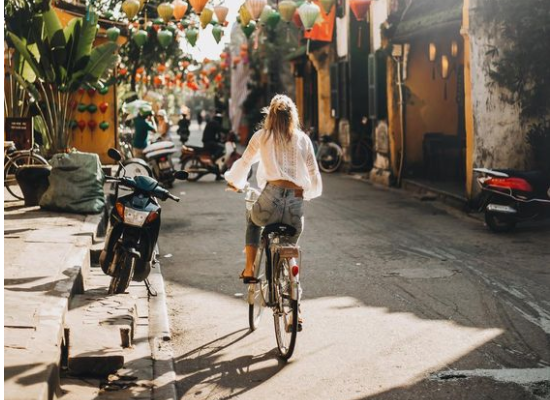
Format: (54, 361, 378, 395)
(243, 21, 301, 132)
(482, 0, 550, 171)
(6, 3, 119, 154)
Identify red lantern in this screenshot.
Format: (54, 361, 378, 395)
(349, 0, 371, 47)
(78, 120, 86, 131)
(87, 88, 96, 97)
(154, 76, 163, 86)
(99, 102, 109, 113)
(136, 67, 145, 74)
(119, 67, 128, 76)
(214, 73, 222, 82)
(88, 120, 97, 131)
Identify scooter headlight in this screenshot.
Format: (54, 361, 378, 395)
(124, 207, 151, 227)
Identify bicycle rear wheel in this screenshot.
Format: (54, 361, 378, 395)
(350, 138, 372, 171)
(318, 143, 342, 173)
(4, 152, 49, 200)
(248, 244, 266, 331)
(273, 256, 298, 360)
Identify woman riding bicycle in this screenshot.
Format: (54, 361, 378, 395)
(225, 94, 322, 283)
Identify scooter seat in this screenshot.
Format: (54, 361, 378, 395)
(143, 141, 176, 154)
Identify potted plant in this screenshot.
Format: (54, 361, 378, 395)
(7, 2, 119, 155)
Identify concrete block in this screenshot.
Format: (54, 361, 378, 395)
(369, 168, 392, 186)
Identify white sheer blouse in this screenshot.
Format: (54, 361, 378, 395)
(224, 129, 322, 200)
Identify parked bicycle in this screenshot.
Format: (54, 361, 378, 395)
(307, 128, 343, 173)
(4, 142, 49, 200)
(238, 185, 303, 360)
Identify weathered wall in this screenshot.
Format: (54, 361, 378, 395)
(308, 46, 336, 136)
(466, 0, 533, 173)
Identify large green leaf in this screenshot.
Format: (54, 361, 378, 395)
(82, 42, 119, 82)
(43, 7, 63, 44)
(64, 19, 82, 76)
(7, 32, 44, 79)
(74, 11, 98, 67)
(12, 70, 41, 103)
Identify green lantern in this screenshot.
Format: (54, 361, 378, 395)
(106, 27, 120, 42)
(69, 120, 78, 130)
(99, 121, 110, 131)
(78, 103, 87, 112)
(99, 87, 109, 95)
(88, 104, 98, 113)
(242, 21, 256, 38)
(186, 27, 199, 47)
(133, 30, 149, 47)
(212, 25, 223, 44)
(157, 30, 174, 48)
(267, 11, 281, 28)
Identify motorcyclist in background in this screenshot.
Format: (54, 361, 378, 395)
(202, 112, 229, 180)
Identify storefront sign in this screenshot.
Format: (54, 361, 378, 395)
(5, 117, 33, 150)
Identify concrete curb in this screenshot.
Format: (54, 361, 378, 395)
(148, 263, 178, 400)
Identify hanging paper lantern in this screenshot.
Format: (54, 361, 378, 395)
(99, 87, 109, 95)
(133, 30, 149, 47)
(240, 43, 249, 51)
(239, 4, 252, 26)
(279, 0, 297, 22)
(240, 50, 247, 58)
(106, 27, 120, 42)
(158, 2, 175, 23)
(233, 56, 241, 66)
(241, 20, 256, 38)
(88, 120, 97, 131)
(138, 0, 146, 10)
(173, 0, 188, 19)
(119, 67, 128, 76)
(260, 5, 274, 25)
(214, 73, 222, 82)
(78, 103, 87, 112)
(320, 0, 335, 14)
(349, 0, 371, 21)
(298, 1, 320, 31)
(214, 5, 229, 24)
(87, 88, 96, 97)
(78, 120, 86, 132)
(122, 0, 140, 19)
(220, 52, 228, 59)
(136, 66, 145, 74)
(77, 87, 85, 95)
(157, 30, 174, 48)
(200, 7, 214, 29)
(99, 121, 110, 131)
(186, 27, 199, 46)
(267, 10, 281, 28)
(99, 102, 109, 113)
(69, 120, 78, 130)
(212, 25, 223, 43)
(157, 64, 167, 73)
(154, 76, 163, 86)
(246, 0, 268, 21)
(189, 0, 208, 14)
(87, 104, 98, 113)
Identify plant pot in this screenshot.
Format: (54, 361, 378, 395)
(15, 165, 52, 206)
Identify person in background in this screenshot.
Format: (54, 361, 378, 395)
(202, 112, 228, 180)
(132, 110, 156, 159)
(177, 108, 191, 144)
(156, 109, 171, 141)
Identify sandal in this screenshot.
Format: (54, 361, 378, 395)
(239, 270, 259, 284)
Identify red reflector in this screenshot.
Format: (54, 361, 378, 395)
(292, 266, 299, 276)
(160, 156, 167, 161)
(486, 177, 533, 192)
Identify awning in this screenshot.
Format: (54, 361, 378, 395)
(393, 0, 463, 42)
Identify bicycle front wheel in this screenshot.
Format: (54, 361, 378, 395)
(273, 256, 298, 360)
(318, 143, 342, 173)
(4, 152, 49, 200)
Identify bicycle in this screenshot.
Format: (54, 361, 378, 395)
(241, 186, 303, 360)
(349, 135, 373, 171)
(307, 128, 343, 173)
(4, 143, 49, 200)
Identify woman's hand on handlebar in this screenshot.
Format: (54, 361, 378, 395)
(226, 182, 240, 193)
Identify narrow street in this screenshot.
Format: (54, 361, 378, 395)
(158, 145, 550, 399)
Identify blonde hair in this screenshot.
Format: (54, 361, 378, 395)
(263, 94, 301, 145)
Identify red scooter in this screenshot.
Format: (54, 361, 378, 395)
(474, 167, 550, 232)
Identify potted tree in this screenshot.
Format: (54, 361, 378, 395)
(7, 2, 119, 212)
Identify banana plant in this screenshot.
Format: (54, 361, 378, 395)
(7, 4, 120, 154)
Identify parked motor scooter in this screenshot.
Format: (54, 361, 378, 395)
(474, 167, 550, 232)
(180, 132, 246, 181)
(100, 148, 188, 294)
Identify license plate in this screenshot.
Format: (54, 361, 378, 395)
(487, 204, 516, 214)
(159, 161, 171, 169)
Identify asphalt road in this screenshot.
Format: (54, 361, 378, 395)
(158, 124, 549, 399)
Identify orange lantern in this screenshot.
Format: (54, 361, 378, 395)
(154, 76, 163, 86)
(136, 66, 145, 74)
(189, 0, 208, 14)
(176, 72, 183, 79)
(349, 0, 372, 47)
(214, 73, 222, 82)
(173, 0, 188, 19)
(157, 64, 167, 73)
(233, 56, 241, 65)
(119, 67, 128, 76)
(220, 52, 228, 59)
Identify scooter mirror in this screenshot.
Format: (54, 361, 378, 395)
(174, 170, 189, 181)
(108, 148, 122, 162)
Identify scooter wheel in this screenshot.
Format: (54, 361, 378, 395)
(485, 212, 517, 233)
(181, 157, 204, 182)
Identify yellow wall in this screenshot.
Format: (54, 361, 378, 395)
(308, 46, 336, 136)
(54, 6, 126, 164)
(462, 0, 474, 197)
(403, 34, 462, 167)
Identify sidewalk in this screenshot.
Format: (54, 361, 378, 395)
(4, 194, 176, 400)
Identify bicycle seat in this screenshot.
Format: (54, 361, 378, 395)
(263, 223, 297, 238)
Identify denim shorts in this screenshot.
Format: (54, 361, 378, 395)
(246, 183, 304, 246)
